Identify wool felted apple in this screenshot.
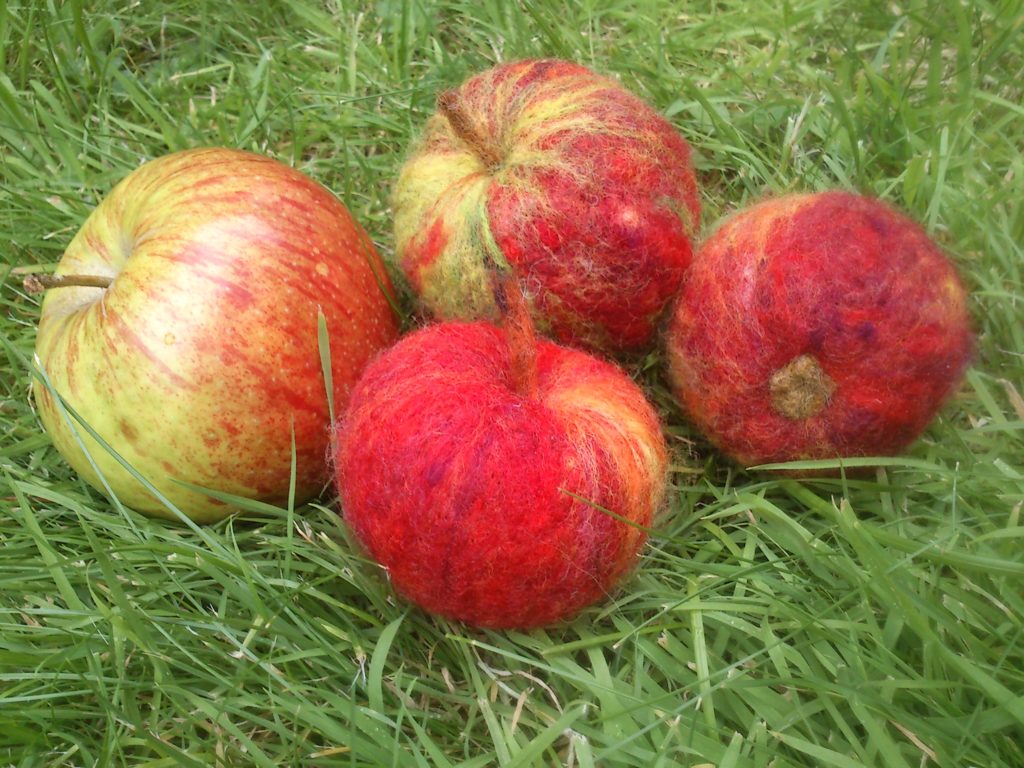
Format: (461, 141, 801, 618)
(392, 58, 700, 354)
(334, 275, 668, 629)
(31, 148, 399, 522)
(665, 191, 973, 466)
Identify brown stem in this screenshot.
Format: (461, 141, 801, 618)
(493, 271, 539, 399)
(23, 273, 114, 294)
(436, 89, 503, 171)
(769, 354, 836, 420)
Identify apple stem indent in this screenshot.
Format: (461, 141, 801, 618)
(436, 90, 503, 172)
(769, 354, 836, 420)
(493, 272, 539, 399)
(23, 273, 114, 294)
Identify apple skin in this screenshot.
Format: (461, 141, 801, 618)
(393, 58, 700, 354)
(34, 148, 399, 522)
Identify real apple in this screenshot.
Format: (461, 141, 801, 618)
(31, 147, 399, 522)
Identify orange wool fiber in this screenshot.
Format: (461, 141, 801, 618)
(392, 58, 701, 354)
(666, 191, 973, 466)
(333, 308, 668, 629)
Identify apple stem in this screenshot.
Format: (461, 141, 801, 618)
(436, 90, 503, 172)
(769, 354, 836, 420)
(493, 271, 539, 399)
(22, 273, 114, 294)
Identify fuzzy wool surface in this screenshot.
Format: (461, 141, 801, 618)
(334, 321, 668, 629)
(666, 191, 973, 466)
(392, 58, 700, 354)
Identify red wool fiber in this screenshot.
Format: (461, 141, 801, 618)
(334, 320, 668, 629)
(393, 58, 701, 353)
(666, 191, 973, 466)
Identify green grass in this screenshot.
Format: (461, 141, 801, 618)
(2, 0, 1023, 765)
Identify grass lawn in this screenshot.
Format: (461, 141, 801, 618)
(2, 1, 1023, 766)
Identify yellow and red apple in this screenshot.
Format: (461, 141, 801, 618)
(392, 58, 701, 354)
(32, 148, 399, 522)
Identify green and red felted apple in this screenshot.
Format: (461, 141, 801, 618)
(392, 58, 700, 354)
(31, 148, 399, 522)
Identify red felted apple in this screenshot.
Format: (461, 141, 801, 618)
(334, 274, 668, 629)
(392, 58, 700, 354)
(31, 148, 399, 522)
(665, 191, 973, 466)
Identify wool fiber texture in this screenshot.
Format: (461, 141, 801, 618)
(334, 321, 668, 629)
(393, 58, 700, 354)
(666, 191, 973, 466)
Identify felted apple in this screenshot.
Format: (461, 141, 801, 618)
(31, 148, 399, 522)
(334, 273, 668, 629)
(392, 58, 700, 354)
(665, 191, 973, 466)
